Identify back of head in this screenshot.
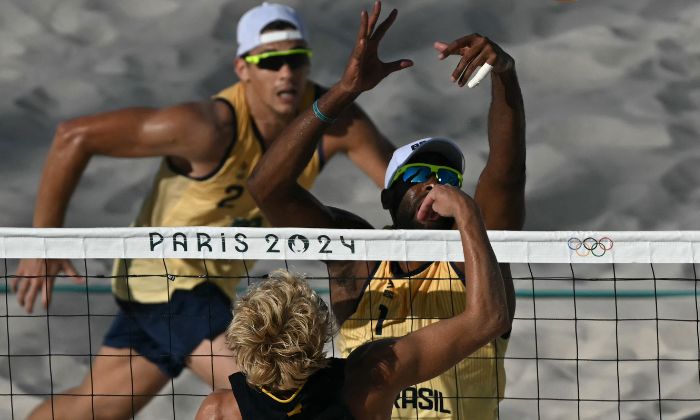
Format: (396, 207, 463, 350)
(226, 269, 336, 391)
(236, 2, 309, 56)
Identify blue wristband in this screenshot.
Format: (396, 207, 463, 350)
(312, 100, 337, 124)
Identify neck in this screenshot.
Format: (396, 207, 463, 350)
(396, 261, 430, 273)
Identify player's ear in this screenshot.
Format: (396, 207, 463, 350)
(381, 189, 392, 210)
(235, 57, 250, 82)
(381, 189, 399, 228)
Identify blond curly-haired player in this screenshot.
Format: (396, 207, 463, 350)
(196, 184, 510, 419)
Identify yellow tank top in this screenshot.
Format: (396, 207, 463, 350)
(112, 82, 322, 303)
(339, 261, 508, 419)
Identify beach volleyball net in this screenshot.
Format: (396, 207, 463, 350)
(1, 227, 699, 419)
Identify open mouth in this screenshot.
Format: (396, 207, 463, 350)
(276, 88, 298, 102)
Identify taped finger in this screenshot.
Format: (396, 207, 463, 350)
(467, 63, 493, 88)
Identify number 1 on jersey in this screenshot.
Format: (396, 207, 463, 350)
(375, 304, 389, 336)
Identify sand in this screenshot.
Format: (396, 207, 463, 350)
(1, 0, 699, 418)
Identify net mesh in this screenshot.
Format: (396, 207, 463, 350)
(1, 228, 699, 419)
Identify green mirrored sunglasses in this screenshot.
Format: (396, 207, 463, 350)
(244, 48, 312, 71)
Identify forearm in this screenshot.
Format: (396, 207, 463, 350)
(33, 130, 91, 227)
(249, 84, 359, 199)
(475, 67, 526, 230)
(386, 204, 509, 388)
(487, 67, 526, 181)
(457, 204, 509, 338)
(500, 263, 516, 326)
(323, 104, 394, 188)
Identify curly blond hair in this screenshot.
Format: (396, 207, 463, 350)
(226, 269, 336, 391)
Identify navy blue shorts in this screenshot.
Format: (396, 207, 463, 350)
(103, 282, 233, 377)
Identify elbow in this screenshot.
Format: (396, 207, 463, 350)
(246, 176, 261, 200)
(53, 120, 89, 156)
(479, 160, 526, 190)
(247, 171, 294, 209)
(473, 307, 511, 343)
(499, 162, 527, 187)
(511, 162, 526, 186)
(247, 175, 285, 212)
(491, 311, 512, 338)
(246, 175, 269, 207)
(506, 166, 526, 194)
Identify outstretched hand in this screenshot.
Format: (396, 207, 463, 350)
(339, 1, 413, 95)
(434, 33, 514, 88)
(11, 258, 84, 313)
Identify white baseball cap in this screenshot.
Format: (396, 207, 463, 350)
(236, 3, 309, 57)
(384, 137, 465, 189)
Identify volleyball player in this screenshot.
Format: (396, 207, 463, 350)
(11, 3, 395, 419)
(196, 185, 509, 420)
(248, 1, 525, 418)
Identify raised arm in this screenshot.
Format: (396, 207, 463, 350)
(322, 103, 395, 188)
(12, 100, 232, 313)
(435, 34, 525, 231)
(345, 185, 510, 414)
(248, 1, 411, 229)
(435, 34, 525, 325)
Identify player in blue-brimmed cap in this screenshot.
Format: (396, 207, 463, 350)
(15, 3, 396, 419)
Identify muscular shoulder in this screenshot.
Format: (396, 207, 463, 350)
(346, 339, 397, 386)
(158, 100, 230, 135)
(195, 390, 241, 420)
(343, 339, 401, 416)
(162, 100, 234, 162)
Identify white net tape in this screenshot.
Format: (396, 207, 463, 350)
(2, 228, 700, 263)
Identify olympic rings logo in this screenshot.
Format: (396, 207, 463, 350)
(567, 237, 613, 257)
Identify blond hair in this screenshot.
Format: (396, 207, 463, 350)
(226, 269, 336, 391)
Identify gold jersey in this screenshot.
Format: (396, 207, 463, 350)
(112, 81, 322, 303)
(339, 261, 508, 419)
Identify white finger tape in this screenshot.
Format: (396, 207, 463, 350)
(467, 63, 493, 88)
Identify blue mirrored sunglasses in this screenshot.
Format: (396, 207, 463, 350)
(391, 163, 463, 187)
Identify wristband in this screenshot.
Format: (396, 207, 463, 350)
(312, 100, 337, 124)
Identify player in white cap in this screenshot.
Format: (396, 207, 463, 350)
(249, 1, 525, 418)
(13, 3, 396, 419)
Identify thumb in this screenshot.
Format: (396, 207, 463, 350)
(433, 41, 448, 59)
(416, 194, 436, 222)
(384, 59, 413, 75)
(62, 261, 85, 284)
